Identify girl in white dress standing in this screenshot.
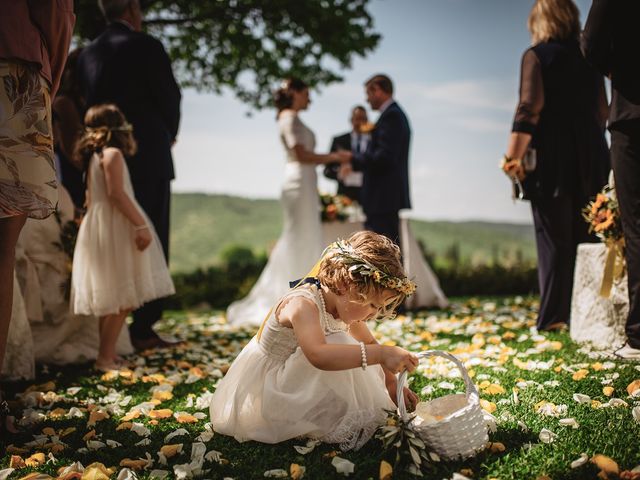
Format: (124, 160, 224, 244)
(211, 231, 420, 451)
(226, 78, 352, 326)
(71, 104, 175, 371)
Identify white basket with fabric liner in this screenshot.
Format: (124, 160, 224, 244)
(397, 350, 489, 460)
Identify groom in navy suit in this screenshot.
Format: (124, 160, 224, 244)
(345, 74, 411, 244)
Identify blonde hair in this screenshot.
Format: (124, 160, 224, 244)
(74, 104, 137, 170)
(317, 231, 406, 318)
(528, 0, 580, 45)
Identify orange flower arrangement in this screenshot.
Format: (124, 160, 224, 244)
(583, 185, 623, 243)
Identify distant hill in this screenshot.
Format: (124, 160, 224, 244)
(170, 193, 536, 273)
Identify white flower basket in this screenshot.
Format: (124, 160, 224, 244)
(396, 350, 488, 460)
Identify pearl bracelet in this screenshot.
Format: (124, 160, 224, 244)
(359, 341, 367, 370)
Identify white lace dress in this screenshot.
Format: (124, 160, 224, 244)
(210, 285, 395, 450)
(71, 153, 175, 316)
(226, 111, 323, 326)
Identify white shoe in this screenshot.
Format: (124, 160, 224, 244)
(614, 343, 640, 360)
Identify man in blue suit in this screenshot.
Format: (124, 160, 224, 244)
(346, 74, 411, 244)
(77, 0, 181, 350)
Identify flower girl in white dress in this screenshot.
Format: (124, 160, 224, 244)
(71, 104, 174, 372)
(210, 231, 420, 450)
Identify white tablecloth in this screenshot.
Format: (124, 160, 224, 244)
(322, 218, 448, 309)
(570, 242, 628, 349)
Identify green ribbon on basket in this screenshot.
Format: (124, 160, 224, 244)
(599, 238, 626, 298)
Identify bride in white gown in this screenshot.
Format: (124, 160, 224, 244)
(227, 78, 351, 326)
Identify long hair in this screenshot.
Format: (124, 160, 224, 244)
(528, 0, 580, 44)
(73, 104, 137, 171)
(273, 77, 308, 117)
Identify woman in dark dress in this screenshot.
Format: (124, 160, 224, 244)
(502, 0, 610, 331)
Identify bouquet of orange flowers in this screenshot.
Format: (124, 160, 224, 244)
(582, 185, 623, 242)
(319, 193, 353, 223)
(582, 183, 625, 297)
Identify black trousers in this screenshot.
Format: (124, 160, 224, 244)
(129, 177, 171, 340)
(611, 125, 640, 348)
(365, 211, 400, 246)
(531, 194, 594, 330)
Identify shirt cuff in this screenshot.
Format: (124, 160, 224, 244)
(512, 121, 536, 135)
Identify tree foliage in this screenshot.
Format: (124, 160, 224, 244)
(74, 0, 381, 109)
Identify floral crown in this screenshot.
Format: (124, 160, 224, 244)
(327, 240, 416, 296)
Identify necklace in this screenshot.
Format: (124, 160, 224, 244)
(316, 285, 348, 334)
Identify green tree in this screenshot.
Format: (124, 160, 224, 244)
(74, 0, 381, 109)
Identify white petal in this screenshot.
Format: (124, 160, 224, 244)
(165, 428, 190, 443)
(87, 440, 107, 450)
(117, 468, 138, 480)
(539, 428, 557, 443)
(66, 387, 82, 395)
(570, 454, 589, 469)
(573, 393, 591, 404)
(148, 470, 169, 480)
(559, 418, 579, 429)
(0, 469, 15, 480)
(263, 469, 288, 478)
(135, 438, 151, 446)
(632, 406, 640, 422)
(331, 456, 355, 476)
(131, 422, 151, 437)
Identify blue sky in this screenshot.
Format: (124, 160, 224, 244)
(171, 0, 596, 223)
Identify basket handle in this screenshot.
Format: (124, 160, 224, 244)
(396, 350, 480, 420)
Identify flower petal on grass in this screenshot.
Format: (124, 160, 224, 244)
(263, 469, 288, 478)
(559, 418, 579, 429)
(331, 457, 355, 476)
(570, 454, 589, 469)
(573, 393, 591, 404)
(539, 428, 557, 444)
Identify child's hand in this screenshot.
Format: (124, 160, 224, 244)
(401, 387, 420, 412)
(134, 227, 152, 251)
(381, 346, 418, 375)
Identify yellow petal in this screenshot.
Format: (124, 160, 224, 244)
(480, 399, 497, 414)
(60, 427, 77, 437)
(87, 410, 109, 426)
(160, 444, 182, 458)
(626, 379, 640, 396)
(25, 453, 46, 467)
(119, 458, 149, 471)
(489, 442, 506, 453)
(379, 460, 392, 480)
(82, 430, 96, 441)
(152, 390, 174, 402)
(42, 427, 56, 436)
(49, 407, 67, 418)
(572, 369, 589, 381)
(290, 463, 306, 480)
(175, 413, 198, 424)
(149, 409, 173, 419)
(483, 384, 506, 395)
(591, 454, 619, 475)
(81, 462, 115, 480)
(116, 422, 133, 431)
(121, 411, 141, 422)
(603, 386, 614, 397)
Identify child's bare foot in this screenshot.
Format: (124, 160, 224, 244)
(94, 357, 124, 373)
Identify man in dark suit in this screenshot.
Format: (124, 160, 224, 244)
(343, 74, 411, 244)
(583, 0, 640, 359)
(77, 0, 181, 350)
(324, 106, 369, 202)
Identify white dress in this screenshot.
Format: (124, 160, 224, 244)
(71, 153, 175, 316)
(210, 285, 395, 450)
(226, 110, 323, 326)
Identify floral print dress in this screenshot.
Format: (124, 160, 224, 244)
(0, 61, 57, 219)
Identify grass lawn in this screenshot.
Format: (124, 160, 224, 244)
(1, 297, 640, 479)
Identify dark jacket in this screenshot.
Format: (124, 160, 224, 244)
(77, 22, 181, 181)
(351, 102, 411, 214)
(512, 40, 609, 200)
(582, 0, 640, 130)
